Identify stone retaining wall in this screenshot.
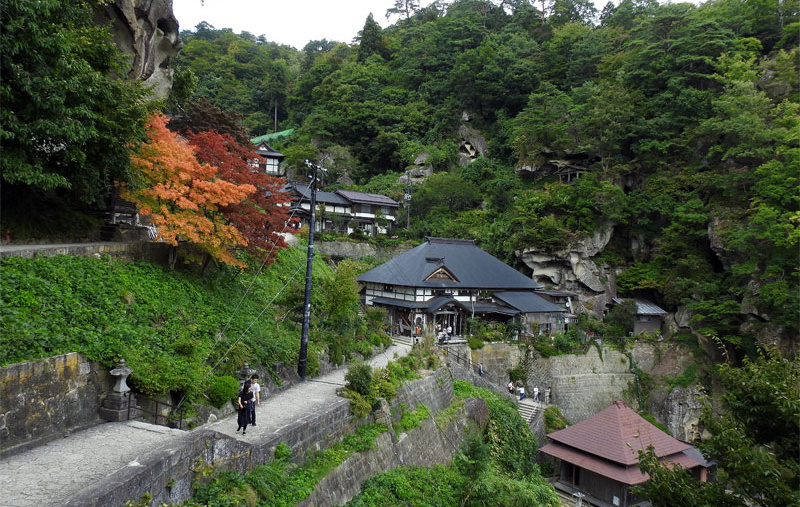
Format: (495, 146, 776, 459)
(0, 353, 112, 458)
(298, 397, 489, 507)
(64, 368, 460, 507)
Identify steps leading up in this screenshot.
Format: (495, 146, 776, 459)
(518, 398, 544, 424)
(392, 334, 415, 347)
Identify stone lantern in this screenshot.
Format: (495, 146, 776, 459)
(99, 359, 140, 422)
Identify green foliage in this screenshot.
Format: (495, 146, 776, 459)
(665, 363, 698, 391)
(637, 350, 800, 507)
(394, 403, 431, 435)
(0, 0, 150, 205)
(467, 335, 485, 350)
(343, 380, 559, 507)
(0, 245, 364, 399)
(507, 364, 526, 383)
(543, 406, 570, 434)
(345, 363, 374, 396)
(206, 375, 240, 409)
(189, 423, 388, 507)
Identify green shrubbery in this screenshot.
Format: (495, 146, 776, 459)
(189, 424, 388, 507)
(0, 247, 388, 403)
(342, 352, 426, 418)
(344, 380, 560, 507)
(207, 375, 240, 409)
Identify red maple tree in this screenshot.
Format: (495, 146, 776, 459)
(187, 130, 291, 262)
(121, 115, 256, 268)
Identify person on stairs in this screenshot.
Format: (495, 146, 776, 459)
(236, 381, 254, 435)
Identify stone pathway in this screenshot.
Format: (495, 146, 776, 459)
(0, 344, 411, 507)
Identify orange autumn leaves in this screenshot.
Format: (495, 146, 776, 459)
(122, 115, 257, 268)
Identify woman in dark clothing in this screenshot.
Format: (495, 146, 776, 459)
(237, 381, 254, 434)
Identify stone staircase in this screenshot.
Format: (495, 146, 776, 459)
(392, 334, 415, 347)
(518, 398, 544, 424)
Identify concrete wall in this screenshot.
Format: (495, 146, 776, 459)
(63, 368, 462, 507)
(0, 353, 112, 458)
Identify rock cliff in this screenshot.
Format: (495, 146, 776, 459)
(97, 0, 182, 98)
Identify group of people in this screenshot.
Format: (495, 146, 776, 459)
(236, 374, 260, 435)
(507, 381, 552, 403)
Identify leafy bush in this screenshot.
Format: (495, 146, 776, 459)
(467, 335, 484, 350)
(666, 363, 697, 391)
(543, 406, 570, 433)
(207, 375, 240, 409)
(345, 363, 374, 396)
(507, 364, 526, 383)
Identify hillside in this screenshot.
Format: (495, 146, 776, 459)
(0, 245, 390, 399)
(170, 0, 798, 360)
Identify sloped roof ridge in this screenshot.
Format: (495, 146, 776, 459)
(426, 237, 476, 245)
(546, 400, 689, 466)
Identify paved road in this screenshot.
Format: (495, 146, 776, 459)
(0, 344, 411, 507)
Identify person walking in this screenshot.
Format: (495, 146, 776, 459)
(236, 381, 254, 435)
(545, 386, 551, 404)
(478, 363, 484, 377)
(533, 386, 540, 402)
(249, 374, 261, 426)
(518, 385, 526, 400)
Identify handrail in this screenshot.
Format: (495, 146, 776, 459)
(126, 392, 186, 430)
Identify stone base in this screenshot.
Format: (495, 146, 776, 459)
(100, 392, 140, 422)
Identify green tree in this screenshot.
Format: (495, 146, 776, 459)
(358, 14, 386, 63)
(0, 0, 149, 204)
(637, 351, 800, 507)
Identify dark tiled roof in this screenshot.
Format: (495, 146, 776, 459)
(370, 297, 429, 309)
(336, 189, 399, 207)
(612, 298, 667, 316)
(293, 184, 351, 206)
(537, 289, 578, 297)
(495, 292, 566, 313)
(545, 401, 689, 466)
(357, 238, 541, 290)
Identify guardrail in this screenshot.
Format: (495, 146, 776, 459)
(126, 393, 187, 430)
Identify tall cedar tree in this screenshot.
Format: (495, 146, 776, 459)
(122, 115, 255, 268)
(187, 130, 291, 261)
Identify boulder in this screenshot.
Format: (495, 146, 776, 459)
(98, 0, 182, 99)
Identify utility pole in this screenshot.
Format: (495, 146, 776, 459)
(298, 160, 325, 381)
(405, 171, 412, 229)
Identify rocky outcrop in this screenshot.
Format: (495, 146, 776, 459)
(458, 125, 488, 166)
(647, 385, 705, 442)
(98, 0, 182, 98)
(517, 224, 616, 314)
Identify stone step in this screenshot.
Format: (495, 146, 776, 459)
(518, 399, 545, 423)
(392, 334, 415, 347)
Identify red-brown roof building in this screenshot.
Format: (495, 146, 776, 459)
(540, 401, 709, 507)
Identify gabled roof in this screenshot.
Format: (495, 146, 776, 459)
(255, 144, 285, 159)
(612, 298, 667, 316)
(494, 292, 566, 314)
(336, 189, 399, 207)
(292, 184, 351, 206)
(357, 238, 541, 290)
(544, 401, 689, 466)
